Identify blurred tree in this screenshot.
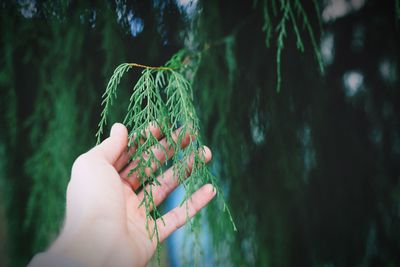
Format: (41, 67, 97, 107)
(0, 0, 399, 267)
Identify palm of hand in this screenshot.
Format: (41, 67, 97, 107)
(63, 123, 214, 267)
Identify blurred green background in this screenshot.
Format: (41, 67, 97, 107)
(1, 0, 400, 266)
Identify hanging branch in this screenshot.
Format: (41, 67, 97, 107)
(259, 0, 324, 92)
(294, 0, 324, 73)
(276, 0, 290, 93)
(96, 50, 236, 260)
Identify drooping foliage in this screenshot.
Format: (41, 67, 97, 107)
(1, 1, 400, 267)
(256, 0, 325, 91)
(95, 52, 235, 255)
(191, 1, 400, 266)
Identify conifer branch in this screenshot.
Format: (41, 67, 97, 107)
(96, 63, 132, 144)
(96, 51, 236, 261)
(312, 0, 324, 34)
(288, 2, 305, 52)
(127, 63, 176, 71)
(294, 0, 324, 74)
(276, 0, 290, 93)
(262, 0, 273, 47)
(258, 0, 324, 92)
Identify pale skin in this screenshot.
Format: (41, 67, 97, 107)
(48, 123, 215, 267)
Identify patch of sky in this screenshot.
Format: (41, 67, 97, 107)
(165, 185, 215, 267)
(250, 113, 266, 145)
(379, 59, 397, 85)
(18, 0, 37, 18)
(115, 0, 143, 38)
(116, 0, 127, 23)
(175, 0, 198, 20)
(89, 9, 96, 28)
(298, 124, 316, 184)
(321, 31, 335, 66)
(323, 0, 366, 22)
(250, 91, 267, 145)
(343, 70, 364, 98)
(127, 10, 144, 37)
(165, 149, 235, 266)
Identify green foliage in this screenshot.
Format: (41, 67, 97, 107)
(96, 51, 236, 253)
(2, 1, 400, 267)
(259, 0, 324, 92)
(96, 63, 133, 143)
(23, 16, 91, 254)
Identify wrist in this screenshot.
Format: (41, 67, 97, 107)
(49, 220, 134, 267)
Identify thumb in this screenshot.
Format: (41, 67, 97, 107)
(91, 123, 128, 164)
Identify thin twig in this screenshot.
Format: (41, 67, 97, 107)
(127, 63, 176, 71)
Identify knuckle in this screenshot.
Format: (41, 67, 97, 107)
(191, 200, 200, 214)
(170, 210, 180, 228)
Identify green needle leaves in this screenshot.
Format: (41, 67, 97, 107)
(260, 0, 324, 92)
(96, 51, 236, 255)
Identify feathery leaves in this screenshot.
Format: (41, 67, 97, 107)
(258, 0, 324, 92)
(96, 51, 236, 255)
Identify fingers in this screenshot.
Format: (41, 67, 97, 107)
(137, 146, 212, 210)
(156, 184, 216, 242)
(89, 123, 128, 164)
(120, 127, 192, 190)
(114, 123, 163, 171)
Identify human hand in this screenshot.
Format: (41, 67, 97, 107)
(49, 123, 215, 267)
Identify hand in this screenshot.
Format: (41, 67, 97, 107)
(49, 123, 215, 267)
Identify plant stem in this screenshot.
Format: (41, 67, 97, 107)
(127, 63, 175, 71)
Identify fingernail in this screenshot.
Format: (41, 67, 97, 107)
(110, 123, 123, 137)
(205, 184, 216, 194)
(203, 146, 212, 160)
